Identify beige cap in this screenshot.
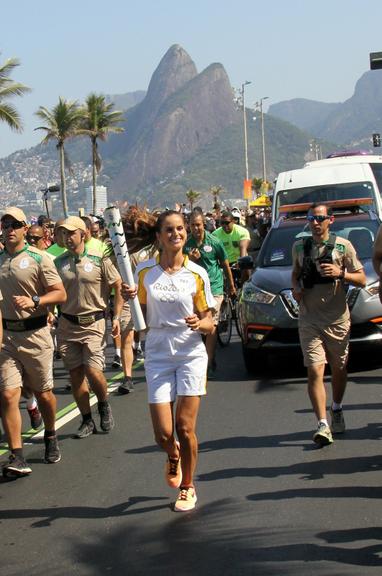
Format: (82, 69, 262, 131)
(1, 207, 27, 223)
(59, 216, 87, 232)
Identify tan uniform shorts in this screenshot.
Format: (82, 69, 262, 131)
(298, 320, 350, 368)
(57, 316, 107, 371)
(212, 295, 224, 326)
(120, 301, 134, 334)
(0, 326, 54, 392)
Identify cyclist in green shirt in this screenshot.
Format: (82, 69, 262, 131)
(212, 210, 250, 264)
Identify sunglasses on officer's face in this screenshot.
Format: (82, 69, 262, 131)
(1, 220, 25, 230)
(221, 220, 233, 226)
(307, 215, 330, 223)
(27, 235, 43, 242)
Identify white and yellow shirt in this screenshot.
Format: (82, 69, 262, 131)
(135, 255, 216, 329)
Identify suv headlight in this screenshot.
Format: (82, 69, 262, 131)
(242, 284, 276, 304)
(364, 280, 380, 299)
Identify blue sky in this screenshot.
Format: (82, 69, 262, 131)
(1, 0, 382, 158)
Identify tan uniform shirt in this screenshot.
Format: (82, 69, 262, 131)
(373, 225, 382, 272)
(54, 245, 121, 316)
(292, 235, 363, 326)
(0, 244, 62, 320)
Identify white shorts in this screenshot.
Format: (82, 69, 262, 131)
(144, 328, 208, 403)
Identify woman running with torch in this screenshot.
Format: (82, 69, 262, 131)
(113, 208, 215, 512)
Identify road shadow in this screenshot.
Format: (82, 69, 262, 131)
(0, 496, 170, 527)
(126, 421, 382, 457)
(197, 453, 382, 482)
(296, 402, 382, 414)
(199, 420, 382, 451)
(247, 485, 382, 502)
(348, 376, 382, 386)
(61, 498, 382, 575)
(125, 444, 159, 455)
(199, 431, 311, 452)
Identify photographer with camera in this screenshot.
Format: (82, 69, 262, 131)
(291, 203, 366, 447)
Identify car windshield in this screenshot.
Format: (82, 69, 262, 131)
(259, 219, 380, 267)
(276, 182, 375, 212)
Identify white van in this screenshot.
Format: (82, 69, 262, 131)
(272, 152, 382, 222)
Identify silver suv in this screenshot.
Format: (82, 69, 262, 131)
(237, 210, 381, 373)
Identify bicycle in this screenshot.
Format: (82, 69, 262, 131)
(217, 257, 253, 345)
(217, 291, 233, 346)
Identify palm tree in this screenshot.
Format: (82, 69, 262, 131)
(210, 185, 223, 208)
(186, 189, 201, 211)
(252, 177, 264, 198)
(35, 98, 82, 217)
(0, 55, 31, 131)
(79, 93, 124, 214)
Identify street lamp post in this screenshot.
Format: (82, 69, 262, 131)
(40, 184, 60, 218)
(255, 97, 269, 183)
(234, 81, 252, 206)
(241, 81, 251, 181)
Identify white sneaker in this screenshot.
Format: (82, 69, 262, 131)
(313, 422, 333, 446)
(174, 487, 197, 512)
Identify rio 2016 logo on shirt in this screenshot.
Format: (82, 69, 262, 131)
(159, 293, 179, 303)
(153, 281, 181, 303)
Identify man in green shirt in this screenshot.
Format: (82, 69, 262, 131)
(46, 220, 67, 258)
(212, 210, 250, 264)
(184, 210, 236, 378)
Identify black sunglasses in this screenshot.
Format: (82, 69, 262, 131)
(27, 235, 43, 242)
(1, 220, 25, 230)
(307, 215, 330, 223)
(221, 220, 233, 225)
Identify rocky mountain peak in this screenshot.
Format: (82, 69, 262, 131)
(144, 44, 198, 116)
(109, 57, 238, 197)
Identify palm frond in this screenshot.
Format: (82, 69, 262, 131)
(0, 82, 31, 98)
(0, 55, 31, 133)
(0, 103, 22, 131)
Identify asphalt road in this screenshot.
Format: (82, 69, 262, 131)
(0, 335, 381, 576)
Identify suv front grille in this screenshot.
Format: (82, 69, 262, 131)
(266, 328, 300, 345)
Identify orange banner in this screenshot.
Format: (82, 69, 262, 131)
(243, 179, 252, 200)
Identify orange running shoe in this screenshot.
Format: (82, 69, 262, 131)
(165, 441, 182, 488)
(174, 487, 197, 512)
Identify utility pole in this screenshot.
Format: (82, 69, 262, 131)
(234, 82, 252, 207)
(256, 97, 269, 182)
(241, 81, 251, 181)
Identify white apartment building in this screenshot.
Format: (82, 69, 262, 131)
(85, 185, 108, 214)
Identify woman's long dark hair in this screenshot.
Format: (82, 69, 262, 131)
(122, 208, 184, 253)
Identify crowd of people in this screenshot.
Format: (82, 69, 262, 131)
(0, 199, 370, 511)
(0, 202, 270, 512)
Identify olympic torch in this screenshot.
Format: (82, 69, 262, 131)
(104, 206, 146, 331)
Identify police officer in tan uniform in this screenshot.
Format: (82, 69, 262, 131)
(292, 203, 366, 447)
(0, 207, 67, 477)
(55, 217, 122, 438)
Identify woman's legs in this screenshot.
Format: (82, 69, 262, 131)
(149, 402, 179, 460)
(175, 396, 201, 487)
